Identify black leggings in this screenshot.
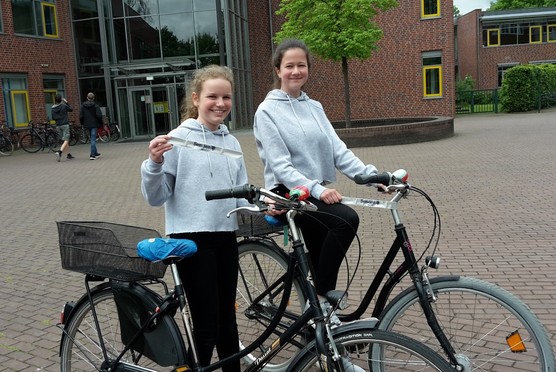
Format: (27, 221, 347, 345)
(170, 232, 240, 372)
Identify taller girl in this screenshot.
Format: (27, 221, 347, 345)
(253, 39, 381, 321)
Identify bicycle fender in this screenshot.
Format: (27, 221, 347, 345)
(286, 320, 379, 371)
(58, 282, 111, 357)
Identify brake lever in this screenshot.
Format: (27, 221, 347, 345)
(226, 205, 265, 218)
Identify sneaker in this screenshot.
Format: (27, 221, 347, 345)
(340, 356, 365, 372)
(67, 154, 75, 160)
(89, 156, 96, 160)
(94, 153, 101, 158)
(55, 151, 61, 162)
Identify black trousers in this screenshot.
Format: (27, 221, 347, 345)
(272, 185, 360, 296)
(171, 231, 240, 372)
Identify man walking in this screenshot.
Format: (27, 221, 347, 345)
(79, 92, 103, 160)
(52, 94, 74, 162)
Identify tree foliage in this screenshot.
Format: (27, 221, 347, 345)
(489, 0, 556, 10)
(275, 0, 398, 127)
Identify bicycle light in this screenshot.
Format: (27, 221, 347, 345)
(425, 256, 440, 269)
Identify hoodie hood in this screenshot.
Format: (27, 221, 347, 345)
(82, 100, 97, 108)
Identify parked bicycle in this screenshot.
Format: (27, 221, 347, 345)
(56, 185, 453, 371)
(0, 122, 14, 156)
(20, 120, 60, 153)
(108, 119, 121, 141)
(234, 170, 556, 371)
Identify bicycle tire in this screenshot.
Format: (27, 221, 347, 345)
(47, 131, 61, 151)
(79, 127, 90, 144)
(69, 130, 79, 146)
(60, 288, 181, 371)
(0, 136, 14, 156)
(20, 133, 42, 153)
(110, 124, 120, 141)
(291, 327, 453, 371)
(236, 240, 307, 371)
(379, 276, 555, 371)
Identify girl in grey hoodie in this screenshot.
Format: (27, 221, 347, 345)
(141, 66, 246, 371)
(254, 39, 380, 317)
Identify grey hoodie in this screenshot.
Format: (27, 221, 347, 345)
(254, 89, 378, 199)
(141, 119, 249, 235)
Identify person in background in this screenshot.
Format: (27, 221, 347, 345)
(253, 38, 382, 327)
(52, 94, 74, 162)
(79, 92, 103, 160)
(141, 65, 247, 371)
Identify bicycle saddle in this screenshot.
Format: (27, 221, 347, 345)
(137, 237, 197, 262)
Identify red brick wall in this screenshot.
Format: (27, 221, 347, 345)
(0, 0, 79, 125)
(248, 0, 455, 122)
(456, 10, 481, 84)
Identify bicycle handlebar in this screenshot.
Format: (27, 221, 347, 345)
(205, 184, 257, 201)
(354, 169, 408, 186)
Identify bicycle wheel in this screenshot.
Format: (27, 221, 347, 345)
(98, 127, 110, 142)
(0, 136, 14, 156)
(60, 288, 178, 371)
(379, 276, 555, 371)
(20, 133, 42, 153)
(237, 240, 307, 371)
(69, 129, 79, 146)
(110, 124, 120, 141)
(292, 328, 453, 371)
(47, 132, 61, 151)
(79, 127, 90, 144)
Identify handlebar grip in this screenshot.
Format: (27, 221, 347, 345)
(205, 184, 255, 201)
(354, 171, 392, 185)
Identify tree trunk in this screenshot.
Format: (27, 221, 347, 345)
(341, 56, 352, 128)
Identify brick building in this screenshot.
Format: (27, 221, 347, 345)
(1, 0, 454, 139)
(456, 7, 556, 90)
(248, 0, 455, 122)
(0, 0, 78, 130)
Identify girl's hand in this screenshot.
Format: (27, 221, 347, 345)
(148, 135, 173, 164)
(320, 188, 342, 205)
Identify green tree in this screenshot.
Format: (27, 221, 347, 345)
(489, 0, 556, 10)
(454, 5, 462, 17)
(275, 0, 398, 127)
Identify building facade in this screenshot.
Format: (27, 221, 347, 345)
(456, 7, 556, 89)
(1, 0, 454, 140)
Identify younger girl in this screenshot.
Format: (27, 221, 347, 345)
(141, 65, 246, 371)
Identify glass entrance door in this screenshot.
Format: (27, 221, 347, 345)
(129, 88, 154, 138)
(152, 86, 174, 135)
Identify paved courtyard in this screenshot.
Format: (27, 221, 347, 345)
(0, 110, 555, 370)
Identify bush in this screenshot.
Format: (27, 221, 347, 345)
(500, 64, 556, 112)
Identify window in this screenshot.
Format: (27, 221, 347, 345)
(44, 76, 66, 121)
(422, 0, 440, 18)
(487, 28, 500, 46)
(0, 6, 3, 33)
(549, 25, 556, 42)
(498, 63, 519, 87)
(530, 25, 542, 44)
(12, 0, 59, 38)
(1, 77, 31, 128)
(422, 52, 442, 98)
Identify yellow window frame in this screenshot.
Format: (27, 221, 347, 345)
(487, 28, 500, 46)
(548, 24, 556, 42)
(42, 2, 59, 38)
(11, 90, 32, 128)
(423, 65, 443, 98)
(530, 25, 542, 44)
(421, 0, 440, 18)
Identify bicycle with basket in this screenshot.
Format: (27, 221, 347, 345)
(233, 169, 556, 372)
(56, 189, 454, 372)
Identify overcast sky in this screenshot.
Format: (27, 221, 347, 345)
(454, 0, 492, 15)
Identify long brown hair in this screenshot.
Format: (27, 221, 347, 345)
(179, 65, 234, 121)
(272, 39, 312, 89)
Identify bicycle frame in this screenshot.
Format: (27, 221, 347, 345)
(337, 189, 460, 366)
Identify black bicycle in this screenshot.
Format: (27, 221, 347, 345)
(56, 186, 453, 371)
(20, 120, 60, 153)
(235, 170, 556, 371)
(0, 122, 14, 156)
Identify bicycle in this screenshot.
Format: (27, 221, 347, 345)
(234, 171, 556, 372)
(109, 120, 121, 141)
(0, 122, 14, 156)
(20, 120, 60, 153)
(56, 187, 453, 371)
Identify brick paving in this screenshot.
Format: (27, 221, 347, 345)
(0, 111, 555, 371)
